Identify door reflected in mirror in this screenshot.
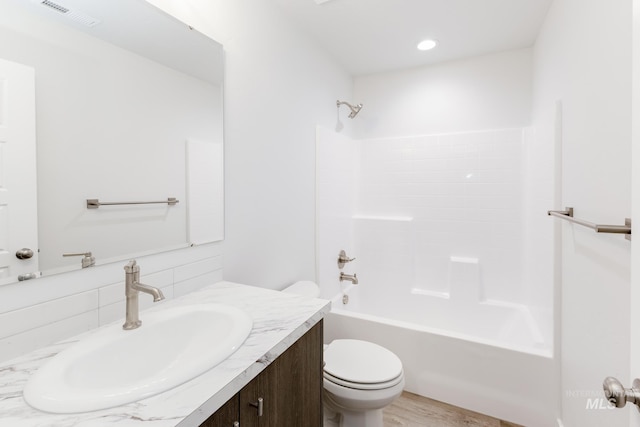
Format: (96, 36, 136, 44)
(0, 0, 224, 285)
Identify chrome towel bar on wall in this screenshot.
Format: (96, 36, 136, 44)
(86, 197, 179, 209)
(547, 207, 631, 241)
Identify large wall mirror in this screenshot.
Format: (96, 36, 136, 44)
(0, 0, 224, 286)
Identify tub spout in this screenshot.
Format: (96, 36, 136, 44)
(340, 272, 358, 284)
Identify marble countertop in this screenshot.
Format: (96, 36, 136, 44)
(0, 281, 331, 426)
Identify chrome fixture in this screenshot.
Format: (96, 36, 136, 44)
(63, 251, 95, 268)
(87, 197, 179, 209)
(340, 272, 358, 284)
(123, 260, 165, 330)
(250, 397, 264, 417)
(548, 207, 631, 240)
(337, 100, 363, 119)
(603, 377, 640, 411)
(15, 248, 35, 259)
(338, 249, 355, 269)
(18, 273, 38, 281)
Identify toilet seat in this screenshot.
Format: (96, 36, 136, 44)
(324, 339, 404, 389)
(324, 370, 404, 390)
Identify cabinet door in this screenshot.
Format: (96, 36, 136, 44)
(199, 394, 239, 427)
(240, 320, 323, 427)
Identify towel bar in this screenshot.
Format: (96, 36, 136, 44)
(547, 207, 631, 240)
(87, 197, 179, 209)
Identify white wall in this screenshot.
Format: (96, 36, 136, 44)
(353, 48, 532, 139)
(631, 2, 640, 427)
(533, 0, 632, 426)
(146, 0, 355, 289)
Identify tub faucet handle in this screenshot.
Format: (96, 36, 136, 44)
(338, 250, 356, 269)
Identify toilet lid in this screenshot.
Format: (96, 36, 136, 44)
(324, 339, 403, 384)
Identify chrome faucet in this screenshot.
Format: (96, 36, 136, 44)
(340, 272, 358, 284)
(123, 260, 165, 330)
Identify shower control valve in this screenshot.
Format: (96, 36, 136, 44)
(338, 250, 356, 269)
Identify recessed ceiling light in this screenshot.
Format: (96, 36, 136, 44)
(417, 39, 438, 51)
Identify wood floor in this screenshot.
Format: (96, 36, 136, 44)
(383, 392, 523, 427)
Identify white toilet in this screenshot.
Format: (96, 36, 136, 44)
(283, 281, 405, 427)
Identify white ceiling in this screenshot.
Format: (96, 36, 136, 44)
(271, 0, 554, 76)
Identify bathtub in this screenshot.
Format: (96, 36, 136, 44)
(323, 284, 556, 427)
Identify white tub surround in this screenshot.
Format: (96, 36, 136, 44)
(0, 281, 330, 427)
(316, 128, 552, 335)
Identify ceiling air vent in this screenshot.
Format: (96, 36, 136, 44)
(35, 0, 101, 27)
(41, 0, 68, 13)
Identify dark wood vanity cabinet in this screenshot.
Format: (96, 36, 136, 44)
(201, 397, 239, 426)
(200, 320, 323, 427)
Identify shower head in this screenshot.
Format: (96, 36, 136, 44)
(337, 100, 363, 119)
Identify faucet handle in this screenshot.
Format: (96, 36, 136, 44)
(124, 259, 139, 273)
(338, 250, 356, 269)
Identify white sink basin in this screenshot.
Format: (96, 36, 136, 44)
(23, 303, 252, 413)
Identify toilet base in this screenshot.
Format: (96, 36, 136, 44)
(324, 390, 385, 427)
(324, 408, 384, 427)
(323, 407, 341, 427)
(323, 407, 384, 427)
